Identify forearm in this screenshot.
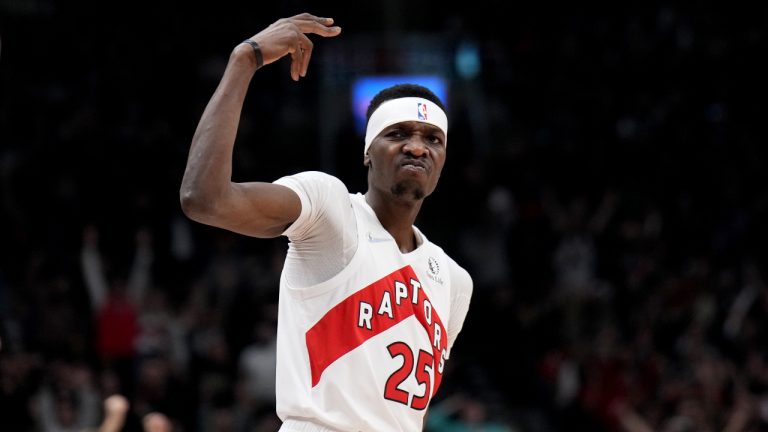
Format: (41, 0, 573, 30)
(81, 246, 108, 310)
(180, 44, 258, 218)
(127, 241, 153, 305)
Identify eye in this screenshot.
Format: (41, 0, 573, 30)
(386, 129, 407, 139)
(427, 135, 444, 146)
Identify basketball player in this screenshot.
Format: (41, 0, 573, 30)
(180, 13, 473, 431)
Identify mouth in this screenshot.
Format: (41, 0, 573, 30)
(400, 160, 428, 173)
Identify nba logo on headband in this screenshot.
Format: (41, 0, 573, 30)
(417, 103, 428, 121)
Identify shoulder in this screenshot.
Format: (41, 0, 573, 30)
(274, 171, 351, 208)
(274, 171, 354, 240)
(274, 171, 348, 193)
(445, 254, 473, 299)
(420, 233, 473, 300)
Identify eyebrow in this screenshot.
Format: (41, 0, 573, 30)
(388, 122, 445, 135)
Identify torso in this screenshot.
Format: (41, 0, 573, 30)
(276, 193, 458, 432)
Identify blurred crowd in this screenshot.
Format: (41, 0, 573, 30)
(2, 2, 768, 432)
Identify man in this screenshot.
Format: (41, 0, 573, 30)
(180, 13, 473, 432)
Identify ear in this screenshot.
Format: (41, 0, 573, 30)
(363, 153, 371, 167)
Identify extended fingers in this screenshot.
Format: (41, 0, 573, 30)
(291, 15, 342, 37)
(264, 13, 340, 81)
(291, 17, 335, 80)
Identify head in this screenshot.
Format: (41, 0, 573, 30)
(364, 84, 448, 202)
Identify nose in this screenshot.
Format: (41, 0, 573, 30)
(402, 137, 428, 158)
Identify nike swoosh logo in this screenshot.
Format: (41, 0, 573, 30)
(367, 232, 392, 243)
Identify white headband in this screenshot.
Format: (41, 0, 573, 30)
(364, 97, 448, 155)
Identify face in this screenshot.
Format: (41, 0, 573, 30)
(365, 121, 446, 201)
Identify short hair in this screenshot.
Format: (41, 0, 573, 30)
(365, 84, 446, 121)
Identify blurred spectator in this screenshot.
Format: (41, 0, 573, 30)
(238, 304, 278, 413)
(425, 392, 517, 432)
(81, 226, 141, 392)
(32, 361, 100, 432)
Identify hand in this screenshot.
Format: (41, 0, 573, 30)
(103, 394, 130, 416)
(245, 12, 341, 81)
(143, 412, 172, 432)
(99, 395, 130, 432)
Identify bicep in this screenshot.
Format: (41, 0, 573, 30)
(209, 181, 301, 238)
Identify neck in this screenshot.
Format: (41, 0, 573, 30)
(364, 189, 423, 253)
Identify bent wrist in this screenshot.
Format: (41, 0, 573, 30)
(231, 43, 261, 72)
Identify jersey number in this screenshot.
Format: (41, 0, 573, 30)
(383, 342, 433, 410)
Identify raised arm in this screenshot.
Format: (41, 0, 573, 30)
(180, 13, 341, 238)
(81, 225, 108, 312)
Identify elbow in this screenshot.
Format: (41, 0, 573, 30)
(180, 187, 213, 222)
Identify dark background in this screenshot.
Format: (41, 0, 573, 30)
(2, 1, 768, 431)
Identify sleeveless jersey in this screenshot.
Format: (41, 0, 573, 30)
(274, 172, 472, 432)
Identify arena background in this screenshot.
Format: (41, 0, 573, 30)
(2, 2, 768, 431)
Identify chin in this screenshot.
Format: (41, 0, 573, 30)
(391, 182, 426, 201)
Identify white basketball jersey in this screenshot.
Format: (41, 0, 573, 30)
(273, 173, 472, 432)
